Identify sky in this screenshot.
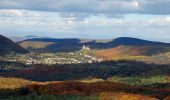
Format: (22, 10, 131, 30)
(0, 0, 170, 42)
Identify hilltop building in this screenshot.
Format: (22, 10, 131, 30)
(81, 45, 90, 51)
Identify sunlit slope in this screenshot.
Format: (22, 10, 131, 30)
(95, 45, 170, 60)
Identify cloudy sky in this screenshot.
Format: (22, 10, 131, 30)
(0, 0, 170, 42)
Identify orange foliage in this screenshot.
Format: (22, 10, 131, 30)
(164, 96, 170, 100)
(99, 92, 158, 100)
(95, 45, 149, 60)
(26, 81, 170, 99)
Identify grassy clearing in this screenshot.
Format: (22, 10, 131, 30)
(0, 77, 33, 89)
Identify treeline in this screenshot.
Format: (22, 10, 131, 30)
(0, 60, 170, 81)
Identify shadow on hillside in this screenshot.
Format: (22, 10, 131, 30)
(19, 37, 170, 53)
(0, 60, 170, 82)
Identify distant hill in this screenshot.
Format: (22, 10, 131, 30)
(95, 45, 170, 60)
(0, 35, 29, 55)
(9, 35, 40, 42)
(18, 37, 170, 55)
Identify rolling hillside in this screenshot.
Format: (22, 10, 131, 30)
(95, 45, 170, 60)
(1, 77, 169, 100)
(0, 35, 29, 55)
(19, 37, 170, 56)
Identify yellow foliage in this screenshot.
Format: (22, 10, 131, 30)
(19, 41, 55, 49)
(0, 77, 34, 89)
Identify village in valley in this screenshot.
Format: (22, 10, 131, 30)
(1, 45, 103, 65)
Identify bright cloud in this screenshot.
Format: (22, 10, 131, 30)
(0, 0, 170, 42)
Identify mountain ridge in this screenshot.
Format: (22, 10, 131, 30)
(19, 37, 170, 53)
(0, 34, 29, 55)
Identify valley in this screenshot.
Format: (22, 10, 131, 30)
(0, 35, 170, 100)
(1, 1, 170, 99)
(2, 51, 103, 65)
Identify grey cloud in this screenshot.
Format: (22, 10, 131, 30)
(138, 0, 170, 15)
(0, 0, 170, 18)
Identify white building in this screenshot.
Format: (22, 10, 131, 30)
(81, 45, 90, 51)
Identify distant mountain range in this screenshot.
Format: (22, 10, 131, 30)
(0, 35, 29, 55)
(1, 34, 170, 56)
(9, 35, 40, 42)
(18, 37, 170, 55)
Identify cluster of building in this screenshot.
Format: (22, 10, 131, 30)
(3, 46, 103, 65)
